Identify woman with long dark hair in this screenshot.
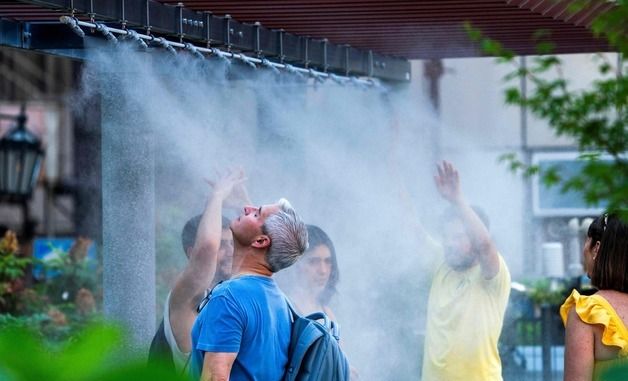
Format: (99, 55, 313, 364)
(280, 224, 340, 319)
(560, 214, 628, 381)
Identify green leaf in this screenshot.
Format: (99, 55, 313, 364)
(535, 41, 556, 55)
(463, 22, 482, 41)
(505, 87, 522, 104)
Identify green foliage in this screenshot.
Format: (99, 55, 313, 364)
(0, 235, 102, 344)
(38, 238, 99, 305)
(0, 231, 32, 314)
(0, 323, 187, 381)
(523, 278, 567, 306)
(467, 2, 628, 220)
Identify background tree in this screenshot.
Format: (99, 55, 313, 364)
(466, 0, 627, 220)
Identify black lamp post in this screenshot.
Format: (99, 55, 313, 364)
(0, 105, 44, 201)
(0, 105, 44, 238)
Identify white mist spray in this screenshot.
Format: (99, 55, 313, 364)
(79, 41, 476, 378)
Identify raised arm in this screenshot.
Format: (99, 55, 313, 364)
(434, 161, 499, 278)
(169, 168, 246, 353)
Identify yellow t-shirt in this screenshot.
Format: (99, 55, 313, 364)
(421, 248, 511, 381)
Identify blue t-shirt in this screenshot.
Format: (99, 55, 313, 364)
(190, 275, 291, 381)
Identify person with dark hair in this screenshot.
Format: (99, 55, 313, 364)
(281, 224, 340, 319)
(421, 161, 511, 381)
(560, 214, 628, 381)
(148, 169, 247, 373)
(190, 198, 308, 381)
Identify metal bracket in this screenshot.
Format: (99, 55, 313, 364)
(303, 37, 309, 68)
(277, 29, 285, 63)
(119, 0, 127, 29)
(223, 14, 232, 51)
(144, 0, 151, 34)
(176, 2, 184, 43)
(344, 45, 350, 76)
(322, 38, 328, 72)
(203, 11, 212, 47)
(253, 21, 261, 57)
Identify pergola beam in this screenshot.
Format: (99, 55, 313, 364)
(13, 0, 411, 82)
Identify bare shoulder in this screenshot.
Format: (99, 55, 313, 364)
(323, 306, 337, 321)
(596, 290, 628, 323)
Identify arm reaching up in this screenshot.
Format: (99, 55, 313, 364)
(434, 161, 499, 278)
(169, 168, 247, 353)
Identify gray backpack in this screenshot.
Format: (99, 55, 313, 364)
(283, 302, 350, 381)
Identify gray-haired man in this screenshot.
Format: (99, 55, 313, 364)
(190, 199, 308, 381)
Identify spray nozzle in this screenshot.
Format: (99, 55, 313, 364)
(154, 37, 177, 55)
(184, 43, 205, 60)
(211, 48, 230, 64)
(124, 30, 148, 50)
(308, 68, 325, 84)
(329, 74, 345, 85)
(95, 23, 119, 44)
(261, 59, 280, 75)
(236, 54, 257, 69)
(60, 16, 85, 38)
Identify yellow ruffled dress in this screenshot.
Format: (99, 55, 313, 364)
(560, 290, 628, 380)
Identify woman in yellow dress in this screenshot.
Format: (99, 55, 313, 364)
(560, 214, 628, 381)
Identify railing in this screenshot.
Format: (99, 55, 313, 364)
(501, 302, 565, 381)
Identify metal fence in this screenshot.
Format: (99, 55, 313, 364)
(501, 303, 565, 381)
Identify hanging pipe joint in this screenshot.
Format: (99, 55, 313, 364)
(211, 48, 230, 64)
(59, 16, 85, 38)
(155, 37, 177, 55)
(237, 54, 256, 69)
(95, 23, 119, 44)
(284, 64, 304, 79)
(329, 74, 345, 86)
(309, 68, 325, 83)
(261, 59, 279, 75)
(184, 43, 205, 60)
(124, 29, 148, 49)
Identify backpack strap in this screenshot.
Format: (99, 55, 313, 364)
(196, 280, 224, 313)
(285, 297, 300, 323)
(284, 297, 335, 336)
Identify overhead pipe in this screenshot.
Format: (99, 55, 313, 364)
(59, 17, 377, 87)
(94, 23, 118, 44)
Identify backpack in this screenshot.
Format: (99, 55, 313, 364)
(147, 319, 176, 371)
(283, 302, 350, 381)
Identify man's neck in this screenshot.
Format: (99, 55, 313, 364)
(232, 247, 273, 277)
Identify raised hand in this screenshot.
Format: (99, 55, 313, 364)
(206, 167, 247, 202)
(434, 160, 461, 204)
(223, 175, 252, 209)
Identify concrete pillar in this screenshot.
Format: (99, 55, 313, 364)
(101, 81, 155, 352)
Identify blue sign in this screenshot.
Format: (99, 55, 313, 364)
(32, 238, 97, 279)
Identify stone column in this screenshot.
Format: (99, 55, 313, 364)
(101, 77, 155, 353)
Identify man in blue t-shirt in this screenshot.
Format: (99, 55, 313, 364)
(190, 198, 308, 381)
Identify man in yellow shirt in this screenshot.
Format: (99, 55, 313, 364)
(421, 161, 511, 381)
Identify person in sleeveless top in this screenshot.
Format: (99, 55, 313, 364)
(148, 169, 248, 373)
(560, 213, 628, 381)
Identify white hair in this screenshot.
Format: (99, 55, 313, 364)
(262, 198, 308, 272)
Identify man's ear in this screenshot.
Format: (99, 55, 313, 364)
(251, 235, 271, 249)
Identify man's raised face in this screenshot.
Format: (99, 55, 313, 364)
(231, 203, 280, 246)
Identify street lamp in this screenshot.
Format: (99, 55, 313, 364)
(0, 105, 44, 201)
